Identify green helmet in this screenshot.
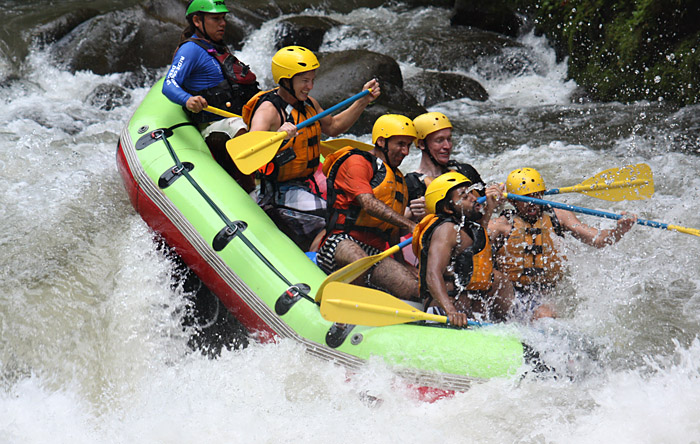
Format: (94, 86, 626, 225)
(186, 0, 229, 16)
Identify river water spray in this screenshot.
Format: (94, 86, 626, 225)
(2, 3, 699, 443)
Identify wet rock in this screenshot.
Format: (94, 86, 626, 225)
(405, 71, 488, 106)
(379, 26, 522, 73)
(313, 49, 426, 135)
(30, 9, 102, 47)
(142, 0, 187, 24)
(86, 83, 132, 111)
(52, 7, 181, 75)
(273, 16, 341, 51)
(232, 0, 452, 19)
(452, 0, 521, 37)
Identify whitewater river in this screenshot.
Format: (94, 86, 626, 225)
(2, 3, 700, 443)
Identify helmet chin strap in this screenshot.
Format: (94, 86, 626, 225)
(280, 79, 300, 103)
(377, 141, 396, 171)
(193, 14, 219, 44)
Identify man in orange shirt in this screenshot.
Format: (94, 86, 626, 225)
(317, 114, 419, 301)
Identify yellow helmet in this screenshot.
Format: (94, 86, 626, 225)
(413, 112, 452, 141)
(506, 168, 546, 195)
(425, 171, 472, 214)
(271, 46, 320, 84)
(371, 114, 418, 144)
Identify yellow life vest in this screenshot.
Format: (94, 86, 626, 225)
(496, 211, 566, 287)
(324, 146, 407, 242)
(242, 88, 321, 182)
(413, 214, 493, 301)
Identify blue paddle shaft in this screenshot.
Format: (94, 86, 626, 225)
(295, 89, 371, 131)
(397, 237, 412, 249)
(497, 193, 668, 230)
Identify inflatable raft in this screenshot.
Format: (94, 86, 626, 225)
(116, 80, 526, 393)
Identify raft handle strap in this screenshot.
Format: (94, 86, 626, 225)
(325, 322, 356, 348)
(275, 283, 314, 316)
(154, 129, 307, 295)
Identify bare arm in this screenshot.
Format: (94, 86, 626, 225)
(487, 215, 512, 253)
(478, 183, 505, 227)
(315, 79, 381, 137)
(425, 224, 470, 327)
(248, 101, 297, 139)
(355, 193, 416, 234)
(555, 208, 637, 248)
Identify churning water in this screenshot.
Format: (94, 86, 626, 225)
(2, 3, 699, 443)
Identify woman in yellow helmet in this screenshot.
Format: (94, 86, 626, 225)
(244, 46, 381, 250)
(489, 167, 637, 319)
(411, 172, 513, 325)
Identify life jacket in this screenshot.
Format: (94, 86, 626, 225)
(495, 209, 566, 287)
(412, 214, 493, 301)
(182, 38, 260, 121)
(323, 147, 407, 243)
(242, 88, 321, 182)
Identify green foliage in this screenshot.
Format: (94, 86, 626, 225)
(509, 0, 699, 105)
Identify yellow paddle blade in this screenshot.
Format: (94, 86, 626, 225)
(568, 163, 654, 201)
(226, 130, 287, 175)
(203, 106, 241, 119)
(319, 282, 447, 326)
(314, 242, 402, 302)
(319, 138, 374, 157)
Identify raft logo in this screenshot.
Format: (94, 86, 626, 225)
(214, 1, 225, 5)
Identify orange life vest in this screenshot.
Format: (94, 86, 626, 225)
(242, 88, 321, 182)
(495, 211, 565, 287)
(413, 214, 493, 301)
(324, 147, 408, 242)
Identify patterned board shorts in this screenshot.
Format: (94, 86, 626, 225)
(259, 179, 327, 241)
(201, 117, 248, 139)
(316, 233, 382, 275)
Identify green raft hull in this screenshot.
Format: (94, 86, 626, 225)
(116, 80, 525, 393)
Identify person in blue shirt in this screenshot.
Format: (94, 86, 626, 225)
(163, 0, 260, 193)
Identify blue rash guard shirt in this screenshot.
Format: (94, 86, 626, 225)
(162, 39, 225, 109)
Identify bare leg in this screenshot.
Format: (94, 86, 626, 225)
(333, 239, 374, 286)
(370, 257, 419, 301)
(308, 229, 326, 252)
(333, 239, 419, 300)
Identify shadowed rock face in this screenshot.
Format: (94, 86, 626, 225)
(87, 83, 132, 111)
(452, 0, 521, 37)
(52, 7, 181, 75)
(405, 71, 488, 107)
(313, 50, 426, 134)
(273, 16, 342, 51)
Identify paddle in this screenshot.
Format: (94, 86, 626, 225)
(314, 237, 413, 302)
(320, 282, 487, 327)
(226, 89, 372, 174)
(203, 105, 241, 119)
(497, 193, 700, 238)
(543, 163, 654, 201)
(319, 138, 374, 157)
